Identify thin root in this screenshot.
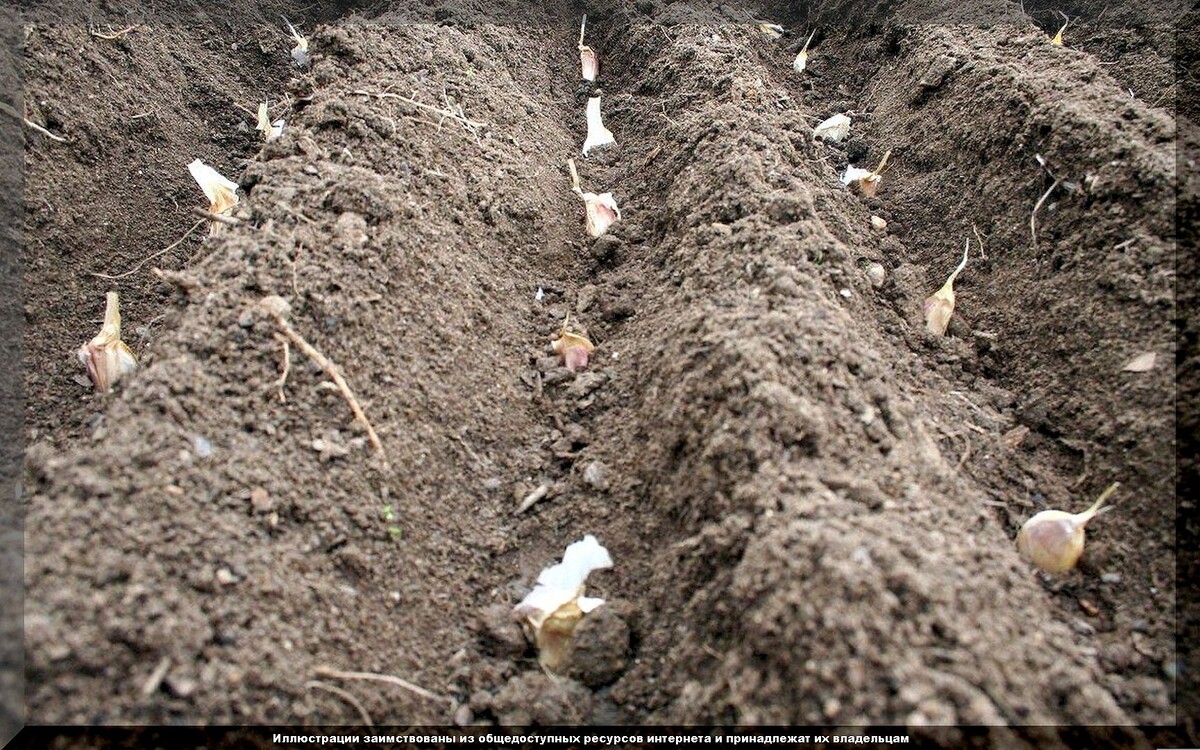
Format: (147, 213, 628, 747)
(260, 299, 388, 469)
(305, 680, 374, 726)
(92, 219, 206, 280)
(954, 433, 972, 471)
(972, 223, 987, 261)
(0, 100, 68, 143)
(273, 334, 291, 403)
(1030, 178, 1061, 250)
(313, 666, 447, 705)
(90, 24, 138, 40)
(349, 89, 486, 132)
(190, 207, 242, 226)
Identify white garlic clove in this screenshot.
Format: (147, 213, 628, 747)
(583, 192, 621, 237)
(552, 330, 596, 371)
(582, 96, 615, 156)
(813, 113, 851, 142)
(187, 158, 239, 216)
(1016, 483, 1117, 574)
(77, 291, 137, 392)
(580, 46, 598, 81)
(923, 240, 969, 336)
(793, 30, 816, 74)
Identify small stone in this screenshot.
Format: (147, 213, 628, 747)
(1100, 572, 1123, 584)
(165, 674, 197, 698)
(249, 486, 274, 514)
(583, 461, 610, 491)
(870, 215, 887, 230)
(1070, 619, 1096, 636)
(865, 262, 886, 288)
(193, 436, 213, 459)
(237, 309, 255, 328)
(454, 703, 473, 726)
(839, 288, 852, 299)
(215, 568, 238, 586)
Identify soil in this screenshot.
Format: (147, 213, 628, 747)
(11, 0, 1192, 742)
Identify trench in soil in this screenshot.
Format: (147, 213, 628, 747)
(19, 0, 1184, 732)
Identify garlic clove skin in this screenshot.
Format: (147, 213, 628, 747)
(580, 45, 598, 81)
(582, 96, 615, 156)
(187, 158, 240, 216)
(77, 291, 137, 392)
(552, 331, 596, 371)
(793, 50, 809, 73)
(583, 192, 621, 237)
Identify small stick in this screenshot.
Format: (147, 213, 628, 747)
(1030, 178, 1061, 250)
(566, 158, 583, 195)
(954, 433, 972, 471)
(349, 90, 486, 130)
(0, 100, 68, 142)
(305, 680, 374, 726)
(273, 334, 291, 403)
(314, 666, 446, 705)
(258, 297, 388, 469)
(190, 207, 242, 226)
(972, 223, 987, 261)
(92, 218, 206, 280)
(140, 657, 171, 698)
(516, 482, 551, 514)
(90, 24, 138, 40)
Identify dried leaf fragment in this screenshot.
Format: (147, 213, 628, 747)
(793, 29, 816, 74)
(923, 239, 969, 336)
(582, 95, 615, 156)
(579, 15, 598, 81)
(187, 158, 239, 216)
(1121, 351, 1156, 372)
(77, 291, 137, 392)
(513, 535, 612, 672)
(813, 113, 851, 142)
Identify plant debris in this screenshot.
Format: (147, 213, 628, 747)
(582, 95, 615, 156)
(77, 291, 137, 392)
(187, 158, 239, 225)
(923, 239, 969, 336)
(513, 535, 613, 673)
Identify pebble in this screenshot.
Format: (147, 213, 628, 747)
(1100, 572, 1123, 584)
(583, 461, 610, 491)
(865, 262, 886, 288)
(870, 215, 887, 230)
(193, 436, 213, 458)
(839, 288, 852, 299)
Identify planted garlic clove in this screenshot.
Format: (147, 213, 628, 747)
(1017, 483, 1118, 574)
(923, 239, 969, 336)
(583, 192, 621, 237)
(552, 330, 596, 371)
(187, 158, 239, 216)
(813, 113, 851, 142)
(1050, 13, 1068, 45)
(283, 16, 309, 67)
(77, 291, 137, 392)
(269, 119, 285, 141)
(578, 15, 598, 81)
(793, 30, 816, 74)
(255, 101, 284, 142)
(513, 535, 613, 672)
(758, 22, 784, 39)
(582, 95, 615, 156)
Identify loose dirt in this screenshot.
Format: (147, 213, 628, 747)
(14, 0, 1191, 742)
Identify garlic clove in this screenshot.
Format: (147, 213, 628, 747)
(256, 101, 272, 138)
(583, 192, 621, 237)
(187, 158, 239, 216)
(793, 30, 816, 74)
(77, 291, 137, 392)
(582, 96, 615, 156)
(552, 331, 596, 371)
(840, 166, 874, 186)
(513, 534, 613, 672)
(284, 16, 310, 66)
(923, 239, 969, 336)
(758, 22, 784, 39)
(813, 113, 851, 142)
(269, 119, 286, 141)
(1017, 483, 1118, 574)
(580, 46, 598, 81)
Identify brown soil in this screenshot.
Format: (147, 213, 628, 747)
(14, 0, 1191, 741)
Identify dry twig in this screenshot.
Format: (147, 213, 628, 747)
(1030, 178, 1061, 250)
(313, 666, 446, 705)
(93, 219, 206, 280)
(349, 89, 486, 132)
(273, 333, 291, 403)
(516, 482, 551, 514)
(190, 206, 242, 226)
(90, 24, 138, 40)
(305, 680, 374, 726)
(258, 297, 388, 469)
